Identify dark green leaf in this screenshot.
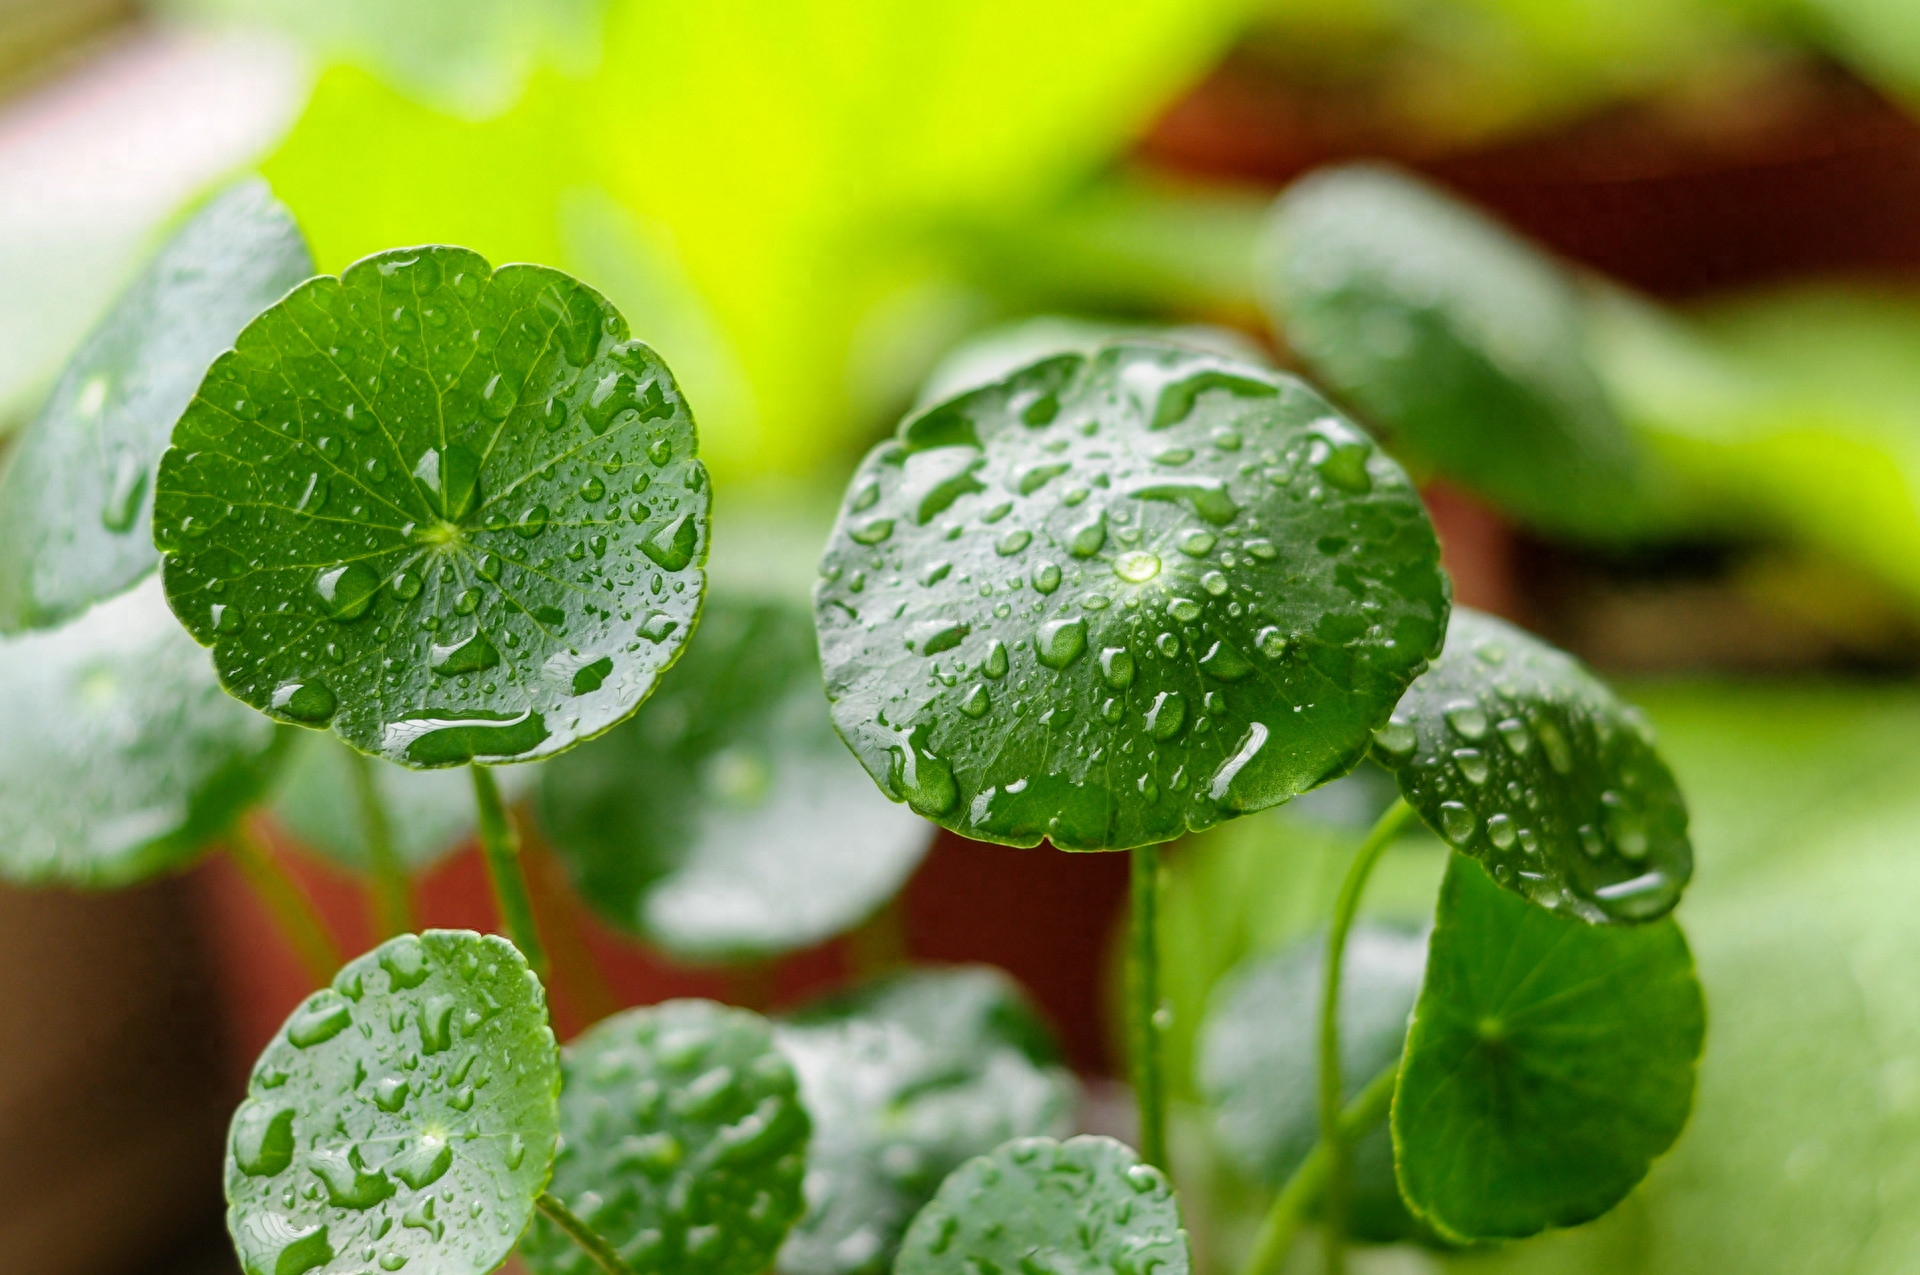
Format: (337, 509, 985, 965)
(773, 966, 1078, 1275)
(225, 930, 559, 1275)
(0, 575, 288, 886)
(1259, 165, 1639, 539)
(1374, 608, 1691, 922)
(815, 341, 1448, 849)
(0, 179, 313, 632)
(1394, 855, 1704, 1241)
(539, 596, 928, 962)
(518, 999, 810, 1275)
(1198, 924, 1427, 1243)
(896, 1136, 1188, 1275)
(153, 245, 709, 767)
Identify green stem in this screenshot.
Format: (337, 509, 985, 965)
(1240, 1063, 1400, 1275)
(536, 1191, 635, 1275)
(1318, 797, 1415, 1275)
(226, 819, 344, 986)
(470, 765, 547, 975)
(1129, 841, 1169, 1172)
(348, 749, 413, 938)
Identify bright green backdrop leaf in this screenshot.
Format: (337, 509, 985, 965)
(538, 595, 928, 963)
(153, 245, 708, 767)
(0, 178, 312, 632)
(519, 999, 810, 1275)
(773, 966, 1079, 1275)
(0, 574, 287, 887)
(225, 931, 559, 1275)
(1395, 854, 1703, 1242)
(815, 342, 1448, 849)
(895, 1136, 1188, 1275)
(1375, 608, 1691, 923)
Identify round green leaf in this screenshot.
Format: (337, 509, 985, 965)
(0, 178, 314, 632)
(539, 595, 929, 962)
(773, 966, 1078, 1275)
(915, 316, 1271, 409)
(518, 999, 810, 1275)
(1373, 607, 1692, 923)
(274, 730, 537, 875)
(0, 574, 288, 886)
(1259, 164, 1639, 540)
(152, 245, 709, 767)
(1197, 925, 1427, 1243)
(814, 341, 1448, 850)
(1393, 854, 1704, 1241)
(896, 1136, 1188, 1275)
(225, 930, 560, 1275)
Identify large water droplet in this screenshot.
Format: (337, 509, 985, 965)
(310, 1146, 395, 1211)
(960, 685, 991, 718)
(100, 451, 148, 533)
(1032, 562, 1062, 594)
(413, 444, 481, 520)
(1373, 718, 1415, 757)
(1123, 476, 1240, 525)
(1199, 640, 1252, 681)
(272, 681, 337, 723)
(233, 1103, 295, 1177)
(430, 629, 501, 676)
(996, 528, 1032, 556)
(1100, 647, 1135, 689)
(314, 563, 379, 622)
(1536, 717, 1574, 774)
(514, 505, 550, 538)
(888, 730, 957, 816)
(287, 994, 352, 1047)
(1068, 513, 1107, 558)
(642, 513, 699, 571)
(1454, 748, 1489, 785)
(1035, 618, 1087, 669)
(1486, 813, 1516, 849)
(1209, 722, 1269, 806)
(982, 640, 1009, 679)
(1145, 691, 1186, 741)
(1438, 801, 1476, 844)
(1444, 701, 1489, 740)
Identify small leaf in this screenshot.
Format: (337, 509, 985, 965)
(773, 966, 1078, 1275)
(815, 341, 1448, 850)
(0, 575, 287, 886)
(539, 595, 929, 962)
(225, 930, 559, 1275)
(1393, 855, 1704, 1241)
(1375, 607, 1692, 922)
(153, 245, 708, 767)
(0, 179, 315, 633)
(518, 999, 810, 1275)
(1260, 164, 1640, 539)
(896, 1135, 1188, 1275)
(1197, 925, 1428, 1243)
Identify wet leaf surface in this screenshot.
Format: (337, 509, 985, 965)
(0, 574, 287, 886)
(225, 930, 559, 1275)
(153, 245, 708, 766)
(773, 966, 1078, 1275)
(1394, 855, 1704, 1241)
(814, 341, 1448, 850)
(1374, 608, 1691, 923)
(519, 999, 810, 1275)
(539, 595, 928, 961)
(0, 179, 313, 631)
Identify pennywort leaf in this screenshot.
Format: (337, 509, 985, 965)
(1393, 855, 1705, 1241)
(0, 575, 287, 886)
(1373, 608, 1692, 922)
(0, 178, 315, 632)
(518, 1000, 810, 1275)
(153, 245, 708, 767)
(225, 930, 560, 1275)
(814, 341, 1448, 850)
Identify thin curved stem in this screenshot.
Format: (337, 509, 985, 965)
(348, 749, 413, 938)
(536, 1191, 635, 1275)
(470, 764, 547, 975)
(1240, 1063, 1399, 1275)
(226, 818, 343, 986)
(1319, 797, 1415, 1275)
(1130, 841, 1169, 1171)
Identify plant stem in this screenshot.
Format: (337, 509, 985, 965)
(536, 1191, 635, 1275)
(1319, 797, 1415, 1275)
(1240, 1063, 1399, 1275)
(470, 764, 547, 975)
(226, 818, 343, 986)
(1129, 841, 1169, 1171)
(348, 749, 413, 938)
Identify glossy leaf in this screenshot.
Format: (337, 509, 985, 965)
(896, 1135, 1188, 1275)
(152, 245, 709, 767)
(0, 179, 313, 632)
(0, 574, 287, 886)
(1374, 608, 1691, 923)
(1394, 855, 1704, 1242)
(225, 931, 559, 1275)
(539, 596, 928, 962)
(773, 966, 1078, 1275)
(915, 316, 1270, 409)
(1198, 924, 1428, 1243)
(814, 341, 1449, 850)
(519, 999, 810, 1275)
(1260, 165, 1639, 540)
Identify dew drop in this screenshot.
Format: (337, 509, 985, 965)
(1179, 531, 1215, 557)
(1168, 597, 1202, 623)
(1200, 570, 1229, 596)
(1444, 701, 1489, 740)
(1438, 801, 1476, 844)
(983, 640, 1009, 679)
(1100, 647, 1135, 689)
(580, 476, 606, 502)
(1069, 513, 1107, 558)
(212, 603, 245, 635)
(1035, 618, 1087, 669)
(272, 681, 337, 723)
(1487, 813, 1516, 849)
(1146, 691, 1186, 741)
(1454, 748, 1490, 785)
(390, 570, 423, 601)
(314, 563, 379, 621)
(514, 505, 550, 538)
(996, 528, 1032, 556)
(1032, 561, 1062, 594)
(960, 685, 991, 718)
(100, 452, 148, 533)
(851, 518, 894, 546)
(1256, 626, 1287, 658)
(1496, 717, 1531, 755)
